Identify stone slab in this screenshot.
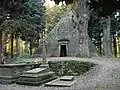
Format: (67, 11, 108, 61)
(0, 76, 19, 84)
(17, 76, 57, 86)
(0, 63, 41, 67)
(20, 71, 55, 78)
(60, 76, 74, 81)
(40, 64, 49, 68)
(45, 76, 77, 87)
(24, 68, 46, 74)
(0, 68, 12, 76)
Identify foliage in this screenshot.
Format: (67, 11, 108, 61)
(88, 10, 120, 55)
(0, 0, 45, 39)
(88, 12, 103, 50)
(52, 0, 120, 17)
(88, 0, 120, 17)
(45, 4, 73, 33)
(111, 13, 120, 35)
(0, 0, 46, 57)
(0, 0, 26, 33)
(48, 60, 96, 76)
(51, 0, 75, 5)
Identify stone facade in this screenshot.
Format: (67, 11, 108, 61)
(34, 11, 97, 57)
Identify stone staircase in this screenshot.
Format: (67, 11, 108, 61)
(17, 64, 57, 86)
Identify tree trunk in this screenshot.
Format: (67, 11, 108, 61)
(29, 41, 32, 55)
(37, 38, 39, 47)
(103, 16, 113, 57)
(2, 31, 6, 61)
(76, 0, 90, 57)
(99, 42, 102, 55)
(16, 35, 20, 57)
(117, 36, 120, 57)
(3, 33, 8, 56)
(0, 31, 2, 63)
(11, 33, 14, 58)
(42, 38, 47, 64)
(113, 34, 117, 57)
(24, 41, 29, 54)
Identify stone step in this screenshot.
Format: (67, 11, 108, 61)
(45, 76, 77, 87)
(23, 67, 49, 74)
(0, 79, 16, 84)
(0, 76, 18, 79)
(20, 71, 55, 78)
(0, 76, 19, 84)
(19, 71, 55, 81)
(17, 76, 57, 86)
(39, 64, 49, 68)
(17, 69, 57, 86)
(60, 76, 74, 81)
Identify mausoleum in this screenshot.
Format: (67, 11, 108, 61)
(34, 11, 97, 57)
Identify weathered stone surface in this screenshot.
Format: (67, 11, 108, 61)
(24, 68, 46, 74)
(45, 76, 76, 87)
(1, 57, 120, 89)
(0, 63, 41, 84)
(34, 12, 79, 57)
(0, 76, 18, 84)
(17, 72, 56, 86)
(17, 67, 57, 86)
(34, 11, 98, 57)
(20, 71, 55, 78)
(60, 76, 74, 81)
(40, 64, 49, 68)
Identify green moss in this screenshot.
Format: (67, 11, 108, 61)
(48, 60, 96, 76)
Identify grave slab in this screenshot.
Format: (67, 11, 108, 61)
(60, 76, 74, 81)
(45, 76, 76, 87)
(24, 68, 46, 74)
(17, 67, 57, 86)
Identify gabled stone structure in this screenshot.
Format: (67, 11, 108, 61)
(34, 11, 97, 57)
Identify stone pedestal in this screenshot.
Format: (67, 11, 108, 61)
(17, 64, 56, 86)
(0, 63, 41, 84)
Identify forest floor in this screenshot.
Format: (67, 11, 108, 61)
(0, 57, 120, 90)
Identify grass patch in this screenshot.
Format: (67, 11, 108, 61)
(48, 60, 96, 76)
(3, 57, 36, 64)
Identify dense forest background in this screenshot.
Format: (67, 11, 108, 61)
(0, 0, 120, 64)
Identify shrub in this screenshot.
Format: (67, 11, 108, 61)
(48, 60, 96, 76)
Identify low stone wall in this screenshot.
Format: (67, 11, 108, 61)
(0, 63, 41, 84)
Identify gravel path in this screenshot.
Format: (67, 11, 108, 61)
(0, 57, 120, 90)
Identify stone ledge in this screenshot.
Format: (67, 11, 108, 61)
(45, 76, 77, 87)
(17, 76, 57, 86)
(20, 71, 55, 78)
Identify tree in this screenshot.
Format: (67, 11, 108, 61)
(88, 0, 120, 57)
(52, 0, 90, 57)
(111, 12, 120, 57)
(0, 0, 45, 63)
(20, 0, 45, 55)
(0, 0, 29, 62)
(88, 12, 103, 55)
(52, 0, 120, 57)
(46, 4, 73, 33)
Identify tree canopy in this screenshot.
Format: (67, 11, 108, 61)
(51, 0, 120, 17)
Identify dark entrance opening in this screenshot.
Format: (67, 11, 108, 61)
(60, 45, 67, 57)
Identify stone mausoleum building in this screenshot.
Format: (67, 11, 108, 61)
(34, 11, 97, 57)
